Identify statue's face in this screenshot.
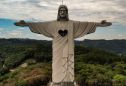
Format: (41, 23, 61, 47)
(59, 7, 67, 18)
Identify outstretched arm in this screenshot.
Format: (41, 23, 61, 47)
(14, 20, 28, 27)
(96, 20, 112, 27)
(14, 20, 54, 38)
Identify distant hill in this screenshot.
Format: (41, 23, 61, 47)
(0, 38, 51, 46)
(76, 39, 126, 55)
(0, 38, 126, 55)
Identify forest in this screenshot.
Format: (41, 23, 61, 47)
(0, 38, 126, 86)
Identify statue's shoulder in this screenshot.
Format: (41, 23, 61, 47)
(70, 20, 89, 23)
(48, 20, 60, 23)
(39, 20, 56, 25)
(69, 20, 80, 24)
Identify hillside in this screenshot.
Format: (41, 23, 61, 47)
(0, 38, 126, 86)
(76, 39, 126, 55)
(0, 38, 126, 55)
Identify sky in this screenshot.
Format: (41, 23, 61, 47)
(0, 0, 126, 40)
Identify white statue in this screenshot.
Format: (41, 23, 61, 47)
(15, 5, 112, 86)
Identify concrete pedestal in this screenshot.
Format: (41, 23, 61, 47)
(49, 82, 78, 86)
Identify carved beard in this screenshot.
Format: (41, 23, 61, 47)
(57, 12, 69, 21)
(59, 14, 67, 20)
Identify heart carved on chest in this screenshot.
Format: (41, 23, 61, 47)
(58, 30, 68, 37)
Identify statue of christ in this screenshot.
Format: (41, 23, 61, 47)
(15, 5, 112, 86)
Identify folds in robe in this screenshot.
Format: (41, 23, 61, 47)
(28, 22, 54, 38)
(73, 21, 97, 38)
(27, 20, 97, 84)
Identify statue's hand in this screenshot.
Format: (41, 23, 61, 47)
(14, 20, 27, 27)
(101, 20, 112, 26)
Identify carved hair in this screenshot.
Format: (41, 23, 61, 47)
(57, 5, 69, 21)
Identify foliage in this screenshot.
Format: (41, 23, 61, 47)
(75, 46, 124, 64)
(0, 63, 51, 86)
(4, 53, 26, 68)
(15, 80, 27, 86)
(75, 63, 113, 85)
(113, 74, 126, 86)
(0, 39, 126, 86)
(113, 62, 126, 75)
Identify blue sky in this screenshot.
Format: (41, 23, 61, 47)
(0, 0, 126, 40)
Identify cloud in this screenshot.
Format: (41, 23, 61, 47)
(0, 0, 126, 24)
(7, 30, 23, 37)
(0, 28, 4, 31)
(0, 27, 52, 40)
(0, 28, 26, 38)
(17, 27, 27, 30)
(5, 0, 27, 2)
(0, 0, 126, 40)
(118, 34, 123, 37)
(82, 33, 126, 40)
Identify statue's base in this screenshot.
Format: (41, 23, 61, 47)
(49, 82, 78, 86)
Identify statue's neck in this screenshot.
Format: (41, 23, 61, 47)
(58, 19, 69, 21)
(57, 17, 69, 21)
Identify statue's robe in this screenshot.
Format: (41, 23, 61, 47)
(28, 20, 97, 84)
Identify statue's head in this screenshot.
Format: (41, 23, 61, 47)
(57, 5, 69, 21)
